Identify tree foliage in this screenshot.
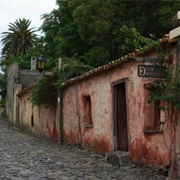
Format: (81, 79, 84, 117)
(0, 36, 46, 107)
(40, 0, 180, 69)
(1, 0, 180, 106)
(55, 57, 93, 88)
(147, 67, 180, 179)
(1, 18, 37, 59)
(148, 69, 180, 111)
(31, 75, 58, 106)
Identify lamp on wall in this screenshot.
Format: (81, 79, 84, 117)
(37, 55, 46, 73)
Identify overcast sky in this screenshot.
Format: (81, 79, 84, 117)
(0, 0, 57, 55)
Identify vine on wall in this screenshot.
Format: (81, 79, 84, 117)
(31, 75, 58, 106)
(147, 40, 180, 178)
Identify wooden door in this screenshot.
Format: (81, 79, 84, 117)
(114, 82, 128, 151)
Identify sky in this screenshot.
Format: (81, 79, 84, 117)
(0, 0, 57, 57)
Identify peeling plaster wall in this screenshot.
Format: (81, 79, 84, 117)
(63, 73, 114, 153)
(63, 85, 81, 144)
(174, 41, 180, 178)
(5, 63, 44, 124)
(79, 74, 113, 153)
(62, 47, 178, 169)
(63, 61, 136, 154)
(5, 63, 19, 123)
(18, 92, 59, 141)
(39, 105, 59, 140)
(127, 63, 172, 168)
(19, 92, 39, 132)
(13, 84, 22, 125)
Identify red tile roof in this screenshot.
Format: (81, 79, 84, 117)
(60, 35, 177, 89)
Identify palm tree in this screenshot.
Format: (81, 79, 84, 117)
(1, 18, 37, 59)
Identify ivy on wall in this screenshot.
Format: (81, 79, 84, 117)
(146, 41, 180, 179)
(148, 67, 180, 178)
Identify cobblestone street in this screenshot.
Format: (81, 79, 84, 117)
(0, 112, 167, 180)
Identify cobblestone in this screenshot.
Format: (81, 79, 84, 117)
(0, 113, 167, 180)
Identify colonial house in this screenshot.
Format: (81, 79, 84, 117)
(5, 62, 58, 140)
(5, 11, 180, 179)
(59, 36, 179, 175)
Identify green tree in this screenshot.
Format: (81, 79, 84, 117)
(1, 18, 37, 59)
(72, 0, 180, 59)
(41, 0, 180, 69)
(0, 30, 46, 107)
(30, 0, 180, 106)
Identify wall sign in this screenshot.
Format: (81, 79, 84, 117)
(138, 65, 167, 78)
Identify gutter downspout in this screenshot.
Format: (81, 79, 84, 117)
(59, 90, 63, 145)
(58, 58, 63, 145)
(177, 41, 180, 179)
(75, 84, 82, 146)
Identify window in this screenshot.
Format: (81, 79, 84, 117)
(82, 95, 93, 128)
(144, 84, 162, 133)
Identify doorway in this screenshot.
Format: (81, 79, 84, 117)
(113, 82, 128, 151)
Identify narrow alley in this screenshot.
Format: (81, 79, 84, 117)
(0, 112, 166, 180)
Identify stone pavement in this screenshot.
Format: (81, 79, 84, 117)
(0, 113, 167, 180)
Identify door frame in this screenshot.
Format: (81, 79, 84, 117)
(112, 78, 129, 151)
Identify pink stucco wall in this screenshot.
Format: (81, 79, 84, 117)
(63, 73, 114, 153)
(62, 47, 178, 170)
(39, 105, 59, 140)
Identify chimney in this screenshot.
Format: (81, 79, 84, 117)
(31, 57, 37, 71)
(170, 11, 180, 39)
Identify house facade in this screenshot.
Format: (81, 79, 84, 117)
(60, 39, 179, 174)
(5, 37, 180, 178)
(5, 63, 59, 140)
(5, 63, 42, 125)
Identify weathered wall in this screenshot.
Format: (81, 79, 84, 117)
(18, 70, 53, 88)
(19, 70, 42, 89)
(5, 63, 44, 124)
(5, 63, 19, 122)
(18, 90, 59, 141)
(176, 41, 180, 178)
(5, 46, 179, 176)
(13, 84, 22, 126)
(19, 92, 39, 131)
(128, 61, 172, 168)
(62, 47, 178, 170)
(5, 61, 54, 126)
(39, 105, 59, 140)
(63, 75, 113, 153)
(63, 85, 81, 145)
